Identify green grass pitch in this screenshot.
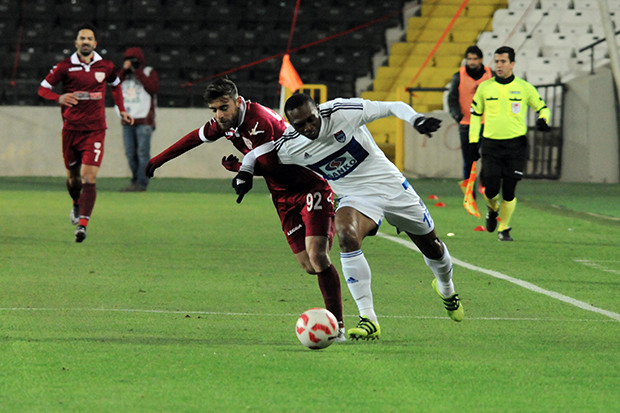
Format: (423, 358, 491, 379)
(1, 177, 619, 412)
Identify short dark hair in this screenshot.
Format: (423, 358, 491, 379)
(284, 93, 315, 116)
(203, 77, 238, 103)
(465, 45, 483, 58)
(494, 46, 515, 62)
(75, 23, 97, 39)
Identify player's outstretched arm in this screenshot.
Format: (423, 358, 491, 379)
(365, 100, 442, 137)
(145, 130, 203, 178)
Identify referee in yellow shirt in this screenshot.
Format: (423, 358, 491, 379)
(469, 46, 551, 241)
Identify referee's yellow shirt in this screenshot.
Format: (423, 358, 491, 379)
(469, 76, 551, 143)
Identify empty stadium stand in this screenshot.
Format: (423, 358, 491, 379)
(480, 0, 614, 83)
(0, 0, 405, 107)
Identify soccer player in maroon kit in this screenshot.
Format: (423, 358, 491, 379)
(146, 78, 345, 340)
(38, 24, 134, 242)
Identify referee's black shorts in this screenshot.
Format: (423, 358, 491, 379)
(480, 135, 527, 181)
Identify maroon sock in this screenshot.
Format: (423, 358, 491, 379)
(317, 264, 343, 328)
(78, 183, 97, 227)
(66, 179, 82, 205)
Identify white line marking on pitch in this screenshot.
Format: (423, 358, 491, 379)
(0, 307, 613, 323)
(573, 259, 620, 275)
(377, 232, 620, 322)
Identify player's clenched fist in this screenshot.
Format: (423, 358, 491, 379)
(413, 116, 442, 137)
(221, 154, 241, 172)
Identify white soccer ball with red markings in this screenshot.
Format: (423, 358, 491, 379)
(295, 307, 339, 350)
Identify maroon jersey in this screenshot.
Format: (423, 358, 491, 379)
(39, 52, 124, 131)
(181, 99, 329, 195)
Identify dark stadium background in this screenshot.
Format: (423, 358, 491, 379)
(0, 0, 406, 108)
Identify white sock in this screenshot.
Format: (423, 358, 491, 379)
(423, 242, 455, 298)
(340, 250, 377, 323)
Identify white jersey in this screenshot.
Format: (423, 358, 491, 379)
(120, 67, 154, 119)
(275, 98, 422, 199)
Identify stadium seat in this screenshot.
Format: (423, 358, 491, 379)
(57, 2, 96, 26)
(157, 83, 191, 108)
(156, 28, 192, 47)
(527, 71, 560, 85)
(492, 9, 527, 34)
(123, 24, 161, 48)
(0, 19, 16, 47)
(572, 0, 598, 10)
(0, 0, 18, 17)
(538, 0, 572, 10)
(540, 45, 576, 58)
(165, 0, 208, 23)
(21, 0, 55, 21)
(2, 79, 41, 105)
(154, 49, 185, 71)
(129, 0, 165, 23)
(516, 47, 541, 59)
(508, 0, 538, 10)
(20, 21, 54, 47)
(16, 49, 45, 80)
(95, 0, 130, 24)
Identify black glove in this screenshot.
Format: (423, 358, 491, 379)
(536, 118, 551, 132)
(232, 171, 253, 204)
(468, 142, 480, 161)
(414, 116, 442, 137)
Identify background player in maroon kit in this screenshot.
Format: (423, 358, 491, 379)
(145, 78, 345, 340)
(38, 24, 134, 242)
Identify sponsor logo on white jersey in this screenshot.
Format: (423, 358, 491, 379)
(308, 138, 368, 181)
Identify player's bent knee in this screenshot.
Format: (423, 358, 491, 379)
(308, 252, 331, 274)
(411, 232, 444, 259)
(336, 227, 362, 252)
(337, 236, 362, 253)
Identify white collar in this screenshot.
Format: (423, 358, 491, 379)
(70, 51, 103, 67)
(237, 96, 248, 127)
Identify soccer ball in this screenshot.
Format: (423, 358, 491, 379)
(295, 307, 339, 350)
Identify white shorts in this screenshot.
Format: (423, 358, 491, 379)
(336, 181, 435, 236)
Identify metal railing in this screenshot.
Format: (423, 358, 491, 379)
(578, 29, 620, 74)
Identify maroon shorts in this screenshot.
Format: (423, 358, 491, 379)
(273, 186, 336, 254)
(62, 129, 106, 169)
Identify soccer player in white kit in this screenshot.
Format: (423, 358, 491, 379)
(238, 94, 464, 340)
